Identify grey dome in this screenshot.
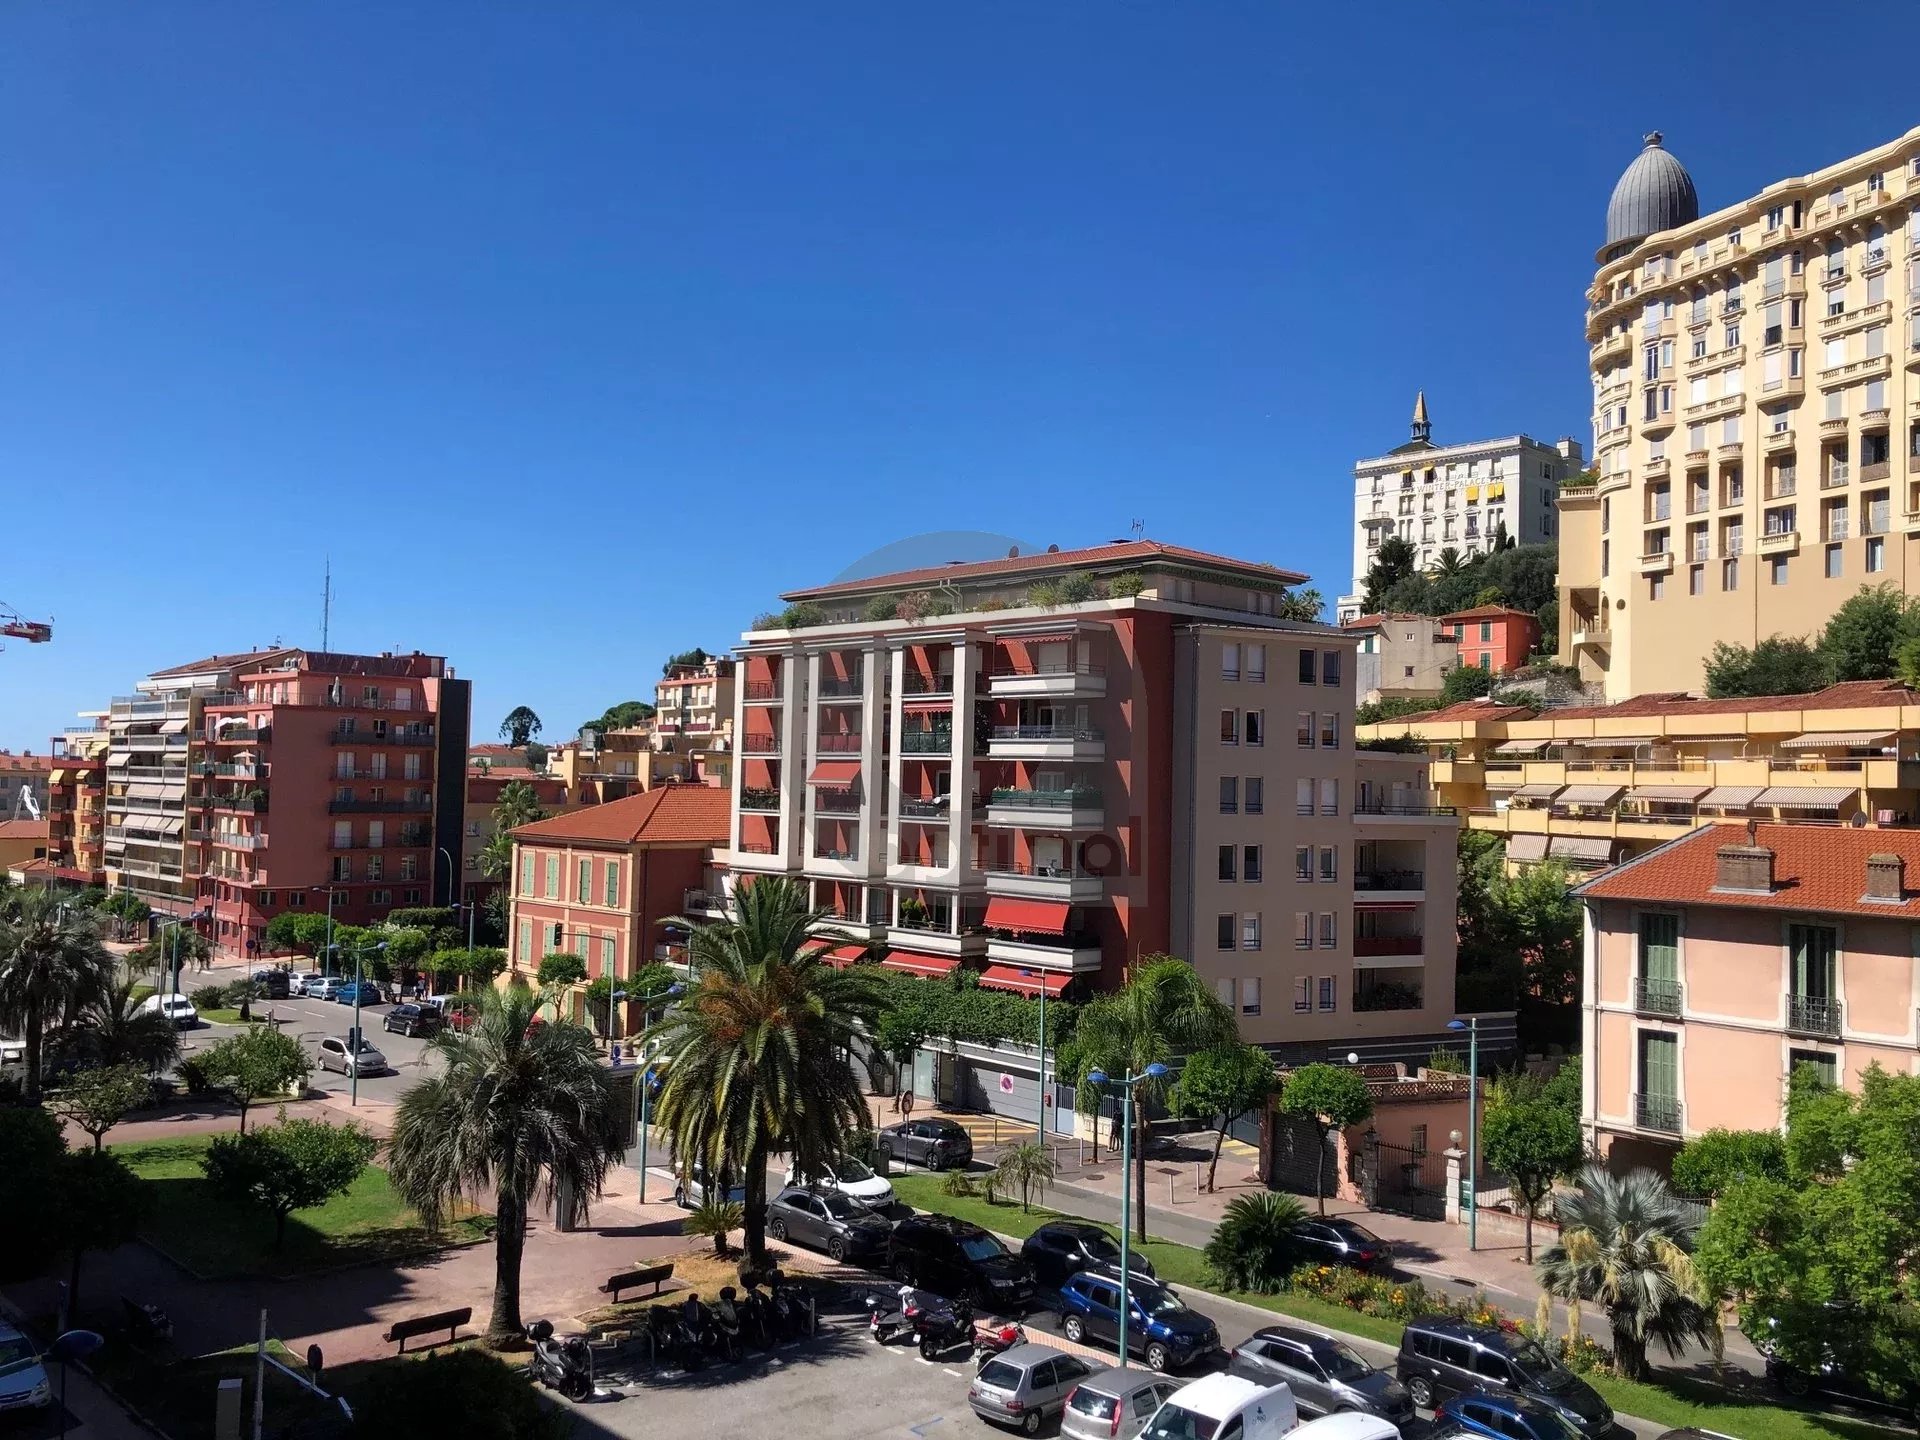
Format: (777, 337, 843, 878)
(1605, 132, 1699, 247)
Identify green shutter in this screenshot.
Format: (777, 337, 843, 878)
(605, 861, 619, 909)
(1790, 925, 1836, 1000)
(1639, 913, 1679, 985)
(1640, 1031, 1678, 1104)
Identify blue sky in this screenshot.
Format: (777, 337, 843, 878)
(3, 2, 1916, 749)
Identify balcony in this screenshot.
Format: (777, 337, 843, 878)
(214, 726, 271, 744)
(815, 733, 864, 753)
(206, 763, 261, 780)
(815, 791, 863, 815)
(739, 787, 781, 813)
(683, 888, 730, 919)
(900, 730, 956, 756)
(1571, 625, 1611, 651)
(1353, 803, 1457, 825)
(1353, 934, 1425, 959)
(987, 724, 1105, 762)
(983, 862, 1105, 903)
(203, 793, 267, 815)
(1637, 549, 1674, 575)
(816, 678, 864, 702)
(1860, 459, 1892, 483)
(1819, 353, 1893, 388)
(328, 727, 435, 746)
(1764, 427, 1795, 453)
(217, 833, 267, 851)
(885, 920, 987, 958)
(326, 798, 433, 814)
(985, 934, 1103, 974)
(741, 733, 782, 755)
(742, 681, 781, 703)
(988, 661, 1107, 700)
(1786, 994, 1842, 1038)
(899, 795, 980, 822)
(1354, 869, 1425, 900)
(1633, 1093, 1682, 1135)
(1591, 332, 1631, 365)
(1758, 529, 1800, 554)
(987, 786, 1104, 830)
(901, 672, 954, 697)
(1633, 978, 1683, 1017)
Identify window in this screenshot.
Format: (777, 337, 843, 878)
(1245, 643, 1266, 681)
(1297, 712, 1314, 748)
(1244, 777, 1263, 814)
(403, 752, 421, 781)
(1297, 649, 1316, 684)
(577, 858, 591, 903)
(1243, 845, 1262, 882)
(1319, 913, 1337, 949)
(1219, 710, 1238, 745)
(1216, 914, 1236, 951)
(1789, 924, 1837, 1005)
(520, 853, 535, 895)
(1689, 565, 1704, 596)
(1410, 1124, 1428, 1156)
(1649, 573, 1665, 601)
(1317, 977, 1336, 1012)
(1639, 913, 1679, 1000)
(1318, 777, 1339, 816)
(1241, 914, 1261, 951)
(1244, 711, 1264, 746)
(1239, 978, 1261, 1017)
(1215, 977, 1234, 1006)
(1319, 846, 1338, 881)
(1723, 557, 1739, 591)
(399, 855, 416, 881)
(1319, 712, 1339, 749)
(1221, 643, 1240, 680)
(544, 855, 559, 898)
(333, 856, 351, 882)
(1295, 846, 1312, 882)
(1219, 776, 1239, 814)
(1826, 544, 1843, 580)
(1789, 1049, 1838, 1088)
(1218, 845, 1236, 882)
(1294, 912, 1312, 949)
(1867, 536, 1886, 573)
(1321, 651, 1341, 687)
(1770, 555, 1789, 585)
(605, 860, 620, 908)
(366, 855, 384, 881)
(1293, 978, 1310, 1013)
(1295, 778, 1313, 816)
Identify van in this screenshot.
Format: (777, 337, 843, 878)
(1140, 1373, 1296, 1440)
(1395, 1317, 1613, 1437)
(1286, 1416, 1400, 1440)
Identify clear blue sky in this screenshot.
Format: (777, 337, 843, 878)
(3, 2, 1915, 749)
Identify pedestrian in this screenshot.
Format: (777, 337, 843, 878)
(900, 1089, 916, 1120)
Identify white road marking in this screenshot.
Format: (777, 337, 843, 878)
(941, 1367, 961, 1377)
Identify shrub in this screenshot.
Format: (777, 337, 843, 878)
(1059, 573, 1097, 603)
(190, 985, 228, 1011)
(940, 1168, 977, 1198)
(350, 1347, 569, 1440)
(223, 980, 261, 1007)
(779, 601, 826, 629)
(682, 1198, 744, 1257)
(1106, 571, 1145, 597)
(1671, 1127, 1787, 1199)
(178, 1058, 212, 1095)
(1026, 579, 1065, 609)
(1424, 1046, 1467, 1075)
(1204, 1191, 1307, 1293)
(864, 594, 900, 621)
(989, 1141, 1057, 1211)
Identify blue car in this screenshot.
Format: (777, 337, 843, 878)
(1435, 1390, 1589, 1440)
(1055, 1271, 1220, 1373)
(334, 981, 383, 1005)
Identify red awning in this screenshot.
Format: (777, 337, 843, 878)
(881, 951, 957, 979)
(806, 760, 862, 787)
(812, 944, 868, 969)
(983, 897, 1071, 935)
(901, 697, 954, 712)
(976, 964, 1072, 997)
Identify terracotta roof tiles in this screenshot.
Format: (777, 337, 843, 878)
(1579, 822, 1920, 919)
(780, 539, 1307, 601)
(1438, 604, 1537, 622)
(511, 785, 729, 846)
(0, 819, 51, 841)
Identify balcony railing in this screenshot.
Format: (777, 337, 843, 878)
(329, 728, 435, 745)
(989, 786, 1103, 809)
(214, 726, 271, 744)
(983, 862, 1096, 881)
(735, 840, 777, 855)
(326, 798, 433, 814)
(741, 733, 781, 753)
(1634, 1093, 1682, 1133)
(990, 660, 1105, 678)
(1353, 803, 1457, 816)
(902, 673, 954, 696)
(1786, 994, 1842, 1038)
(900, 731, 955, 755)
(1633, 978, 1683, 1017)
(816, 678, 864, 699)
(739, 787, 781, 812)
(815, 792, 862, 814)
(815, 733, 863, 752)
(1354, 870, 1425, 891)
(1353, 934, 1424, 957)
(202, 794, 267, 814)
(899, 796, 971, 820)
(990, 724, 1105, 743)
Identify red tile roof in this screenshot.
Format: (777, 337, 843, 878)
(0, 752, 55, 772)
(149, 647, 302, 678)
(1381, 699, 1539, 723)
(1341, 612, 1437, 629)
(0, 819, 51, 841)
(469, 743, 527, 758)
(780, 539, 1307, 600)
(1439, 605, 1537, 622)
(1580, 822, 1920, 918)
(511, 785, 729, 846)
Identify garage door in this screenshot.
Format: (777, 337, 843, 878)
(962, 1059, 1039, 1121)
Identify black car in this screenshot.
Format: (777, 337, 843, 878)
(249, 968, 291, 999)
(766, 1185, 891, 1261)
(383, 1003, 442, 1039)
(1021, 1221, 1155, 1289)
(1293, 1216, 1395, 1275)
(877, 1118, 974, 1171)
(887, 1215, 1033, 1311)
(1766, 1351, 1918, 1419)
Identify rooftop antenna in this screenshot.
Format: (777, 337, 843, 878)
(1129, 518, 1145, 540)
(321, 557, 331, 652)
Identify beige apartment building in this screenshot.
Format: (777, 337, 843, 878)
(1567, 125, 1920, 700)
(1346, 613, 1460, 703)
(1578, 823, 1920, 1174)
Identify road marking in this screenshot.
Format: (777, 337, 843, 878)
(941, 1367, 961, 1377)
(909, 1419, 944, 1436)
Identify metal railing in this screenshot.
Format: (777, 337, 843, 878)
(328, 728, 435, 745)
(900, 731, 954, 754)
(743, 682, 781, 702)
(327, 798, 433, 814)
(1354, 870, 1424, 891)
(739, 787, 781, 811)
(989, 660, 1106, 678)
(1634, 1093, 1682, 1133)
(989, 787, 1103, 809)
(983, 861, 1098, 881)
(815, 733, 863, 752)
(901, 673, 954, 696)
(214, 727, 271, 744)
(1633, 978, 1682, 1016)
(1786, 994, 1842, 1038)
(741, 734, 781, 753)
(899, 796, 963, 819)
(815, 793, 862, 814)
(202, 794, 266, 814)
(816, 678, 864, 699)
(1353, 803, 1457, 816)
(990, 724, 1105, 743)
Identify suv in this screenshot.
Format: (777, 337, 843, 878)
(887, 1215, 1034, 1311)
(1057, 1272, 1220, 1373)
(1396, 1318, 1612, 1437)
(383, 1003, 442, 1039)
(249, 968, 291, 999)
(1022, 1220, 1155, 1289)
(878, 1118, 974, 1171)
(1229, 1324, 1412, 1425)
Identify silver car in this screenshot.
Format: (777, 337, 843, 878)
(970, 1342, 1098, 1435)
(316, 1035, 387, 1076)
(1229, 1325, 1413, 1428)
(0, 1324, 52, 1415)
(1062, 1366, 1185, 1440)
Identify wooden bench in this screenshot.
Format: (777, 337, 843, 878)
(382, 1306, 473, 1353)
(598, 1263, 675, 1302)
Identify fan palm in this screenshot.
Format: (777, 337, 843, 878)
(492, 779, 545, 833)
(1204, 1191, 1307, 1293)
(1535, 1166, 1721, 1379)
(650, 876, 884, 1263)
(387, 982, 623, 1347)
(1431, 546, 1468, 577)
(1069, 956, 1236, 1239)
(74, 973, 181, 1074)
(0, 889, 114, 1099)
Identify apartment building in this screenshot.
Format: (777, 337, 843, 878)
(729, 539, 1469, 1082)
(1338, 393, 1583, 622)
(462, 764, 575, 907)
(1569, 125, 1920, 700)
(1577, 823, 1920, 1173)
(653, 655, 736, 788)
(1355, 679, 1920, 875)
(1439, 605, 1541, 674)
(42, 750, 107, 884)
(1345, 614, 1460, 704)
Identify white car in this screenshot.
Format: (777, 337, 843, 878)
(137, 992, 199, 1028)
(306, 976, 343, 1002)
(291, 972, 325, 996)
(0, 1323, 52, 1415)
(1142, 1375, 1296, 1440)
(783, 1153, 896, 1210)
(316, 1035, 387, 1076)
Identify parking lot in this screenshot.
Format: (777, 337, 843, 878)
(186, 984, 445, 1107)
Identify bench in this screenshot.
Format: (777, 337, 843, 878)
(382, 1306, 473, 1353)
(599, 1263, 676, 1302)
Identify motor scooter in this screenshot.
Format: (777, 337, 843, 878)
(972, 1318, 1027, 1367)
(913, 1295, 975, 1361)
(525, 1320, 593, 1400)
(867, 1284, 927, 1345)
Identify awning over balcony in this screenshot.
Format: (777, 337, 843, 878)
(1548, 836, 1615, 863)
(1555, 784, 1625, 806)
(1567, 735, 1653, 749)
(881, 951, 956, 980)
(1354, 898, 1421, 911)
(1512, 784, 1562, 801)
(810, 944, 869, 969)
(976, 964, 1072, 997)
(1492, 739, 1549, 756)
(1506, 835, 1550, 863)
(1757, 786, 1856, 810)
(983, 897, 1071, 935)
(48, 770, 66, 785)
(107, 753, 130, 768)
(1625, 785, 1710, 802)
(1699, 785, 1765, 810)
(159, 718, 188, 735)
(901, 697, 954, 712)
(1781, 730, 1894, 749)
(806, 761, 862, 787)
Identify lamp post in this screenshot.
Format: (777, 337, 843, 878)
(633, 981, 684, 1203)
(1035, 975, 1048, 1146)
(48, 1329, 104, 1440)
(346, 939, 388, 1107)
(1084, 1063, 1167, 1370)
(606, 988, 627, 1061)
(308, 886, 340, 975)
(1448, 1016, 1480, 1252)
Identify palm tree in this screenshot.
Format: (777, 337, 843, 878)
(476, 830, 515, 884)
(1431, 546, 1467, 577)
(74, 974, 181, 1074)
(650, 876, 883, 1263)
(387, 982, 623, 1347)
(1069, 956, 1236, 1240)
(0, 890, 114, 1100)
(1535, 1167, 1721, 1379)
(492, 780, 545, 834)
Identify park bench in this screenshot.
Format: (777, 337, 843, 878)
(382, 1306, 472, 1353)
(598, 1263, 676, 1302)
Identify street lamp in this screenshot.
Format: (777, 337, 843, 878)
(155, 909, 211, 1002)
(633, 980, 684, 1203)
(1448, 1017, 1481, 1252)
(1084, 1062, 1167, 1370)
(337, 938, 388, 1107)
(307, 886, 341, 975)
(605, 989, 627, 1060)
(48, 1329, 103, 1440)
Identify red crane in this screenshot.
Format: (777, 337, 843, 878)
(0, 603, 51, 646)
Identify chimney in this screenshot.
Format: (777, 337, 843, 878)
(1864, 852, 1906, 903)
(1714, 842, 1775, 894)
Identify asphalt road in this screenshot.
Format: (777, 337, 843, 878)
(184, 985, 444, 1107)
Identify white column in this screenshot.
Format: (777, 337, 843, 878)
(1580, 901, 1599, 1153)
(858, 644, 885, 876)
(949, 639, 978, 882)
(786, 652, 813, 866)
(886, 647, 907, 885)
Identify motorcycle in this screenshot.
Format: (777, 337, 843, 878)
(525, 1320, 593, 1400)
(767, 1272, 811, 1339)
(647, 1304, 706, 1371)
(972, 1319, 1027, 1367)
(709, 1290, 747, 1361)
(867, 1285, 923, 1345)
(121, 1296, 173, 1345)
(736, 1286, 775, 1349)
(914, 1296, 975, 1361)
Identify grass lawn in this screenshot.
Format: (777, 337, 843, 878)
(195, 1008, 267, 1026)
(113, 1135, 492, 1280)
(890, 1175, 1896, 1440)
(128, 982, 155, 1004)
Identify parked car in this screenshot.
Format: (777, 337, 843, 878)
(1435, 1391, 1590, 1440)
(0, 1323, 52, 1416)
(887, 1214, 1035, 1311)
(782, 1153, 895, 1209)
(672, 1161, 746, 1210)
(428, 996, 479, 1032)
(1285, 1415, 1404, 1440)
(1061, 1366, 1184, 1440)
(766, 1185, 890, 1260)
(249, 968, 291, 999)
(1022, 1220, 1155, 1290)
(877, 1117, 973, 1171)
(1396, 1318, 1613, 1437)
(1760, 1312, 1918, 1418)
(305, 976, 343, 1002)
(1291, 1217, 1396, 1276)
(1056, 1272, 1220, 1373)
(1140, 1373, 1297, 1440)
(136, 992, 198, 1028)
(333, 980, 383, 1006)
(969, 1342, 1097, 1435)
(383, 1003, 442, 1039)
(315, 1035, 388, 1077)
(290, 972, 326, 996)
(1229, 1323, 1413, 1426)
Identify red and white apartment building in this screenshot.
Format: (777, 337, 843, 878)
(726, 540, 1476, 1111)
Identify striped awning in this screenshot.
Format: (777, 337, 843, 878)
(1625, 785, 1710, 802)
(983, 898, 1071, 935)
(810, 944, 869, 970)
(1568, 735, 1654, 749)
(881, 951, 956, 980)
(1699, 785, 1765, 810)
(1555, 784, 1624, 806)
(806, 760, 862, 787)
(107, 753, 130, 768)
(1781, 730, 1894, 750)
(1756, 786, 1856, 810)
(976, 964, 1071, 997)
(1492, 739, 1549, 756)
(1548, 836, 1615, 863)
(1506, 835, 1550, 863)
(1512, 784, 1562, 801)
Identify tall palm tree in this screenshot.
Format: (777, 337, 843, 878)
(387, 982, 623, 1347)
(1431, 546, 1467, 577)
(1068, 956, 1237, 1240)
(650, 876, 883, 1263)
(1535, 1166, 1721, 1379)
(0, 890, 114, 1100)
(492, 779, 545, 833)
(476, 830, 515, 884)
(72, 974, 181, 1074)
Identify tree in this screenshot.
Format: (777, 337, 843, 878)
(477, 832, 515, 884)
(95, 891, 151, 941)
(0, 888, 114, 1099)
(650, 876, 883, 1264)
(51, 1063, 151, 1151)
(72, 974, 180, 1074)
(1703, 636, 1826, 699)
(1536, 1167, 1719, 1380)
(54, 1149, 149, 1318)
(389, 982, 623, 1346)
(1476, 544, 1559, 614)
(349, 1347, 569, 1440)
(1361, 535, 1417, 611)
(582, 700, 654, 736)
(492, 779, 546, 833)
(682, 1198, 744, 1257)
(990, 1141, 1058, 1212)
(1171, 1043, 1278, 1193)
(1279, 1064, 1374, 1215)
(1496, 860, 1582, 1007)
(199, 1026, 312, 1133)
(130, 925, 210, 976)
(202, 1117, 378, 1248)
(1273, 588, 1325, 623)
(663, 648, 710, 675)
(1069, 957, 1237, 1239)
(0, 1108, 68, 1278)
(1670, 1128, 1787, 1199)
(1481, 1099, 1583, 1262)
(1441, 664, 1496, 703)
(265, 910, 333, 955)
(536, 952, 587, 988)
(498, 706, 544, 748)
(1818, 583, 1920, 682)
(383, 926, 431, 980)
(1203, 1191, 1307, 1293)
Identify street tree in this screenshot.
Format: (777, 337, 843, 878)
(1278, 1064, 1374, 1215)
(51, 1063, 152, 1151)
(536, 952, 587, 988)
(0, 889, 114, 1099)
(1669, 1127, 1787, 1199)
(200, 1026, 312, 1133)
(55, 1149, 150, 1316)
(73, 975, 180, 1074)
(1481, 1098, 1583, 1261)
(990, 1141, 1058, 1212)
(203, 1116, 378, 1248)
(498, 706, 543, 748)
(1171, 1042, 1279, 1193)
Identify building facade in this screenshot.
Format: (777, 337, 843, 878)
(729, 539, 1467, 1065)
(1346, 614, 1460, 704)
(42, 750, 107, 885)
(1568, 125, 1920, 700)
(653, 656, 736, 788)
(1439, 605, 1541, 674)
(1577, 823, 1920, 1174)
(1338, 394, 1583, 622)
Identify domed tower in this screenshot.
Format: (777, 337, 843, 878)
(1605, 132, 1699, 251)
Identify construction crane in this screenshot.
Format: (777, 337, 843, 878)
(0, 603, 51, 649)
